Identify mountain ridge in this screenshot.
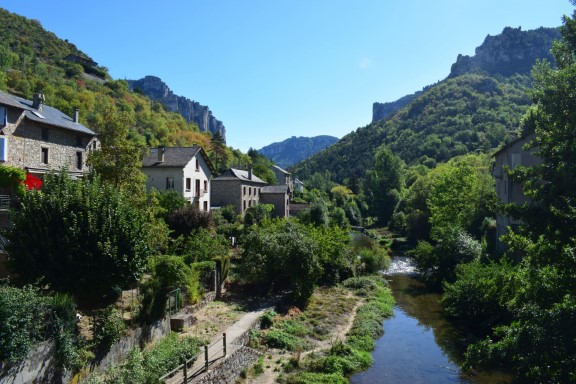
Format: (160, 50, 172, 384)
(292, 26, 559, 183)
(258, 135, 339, 169)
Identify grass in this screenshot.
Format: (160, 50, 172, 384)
(281, 275, 394, 383)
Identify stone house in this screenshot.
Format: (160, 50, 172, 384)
(0, 90, 99, 180)
(141, 147, 214, 211)
(260, 184, 290, 218)
(492, 132, 540, 250)
(211, 168, 268, 215)
(271, 165, 292, 193)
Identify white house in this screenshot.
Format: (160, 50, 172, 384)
(142, 146, 214, 211)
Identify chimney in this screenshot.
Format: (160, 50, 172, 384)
(73, 108, 79, 123)
(157, 147, 165, 162)
(248, 166, 253, 180)
(32, 93, 45, 110)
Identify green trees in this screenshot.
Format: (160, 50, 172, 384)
(6, 173, 153, 303)
(456, 8, 576, 382)
(87, 102, 146, 197)
(364, 146, 404, 224)
(236, 221, 354, 304)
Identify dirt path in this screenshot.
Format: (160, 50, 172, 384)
(244, 293, 364, 384)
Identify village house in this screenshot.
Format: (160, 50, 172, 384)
(492, 132, 540, 251)
(271, 165, 292, 193)
(141, 146, 214, 211)
(211, 167, 268, 215)
(260, 184, 290, 218)
(293, 178, 305, 194)
(0, 90, 99, 180)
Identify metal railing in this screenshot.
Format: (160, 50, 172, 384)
(160, 333, 227, 383)
(0, 195, 11, 211)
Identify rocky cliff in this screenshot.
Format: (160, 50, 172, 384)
(127, 76, 226, 141)
(373, 26, 560, 123)
(449, 26, 560, 78)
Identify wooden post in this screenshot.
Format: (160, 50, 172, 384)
(182, 356, 188, 384)
(204, 345, 209, 371)
(223, 333, 227, 356)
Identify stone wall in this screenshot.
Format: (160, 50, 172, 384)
(95, 317, 171, 372)
(0, 342, 69, 384)
(0, 317, 170, 384)
(194, 346, 261, 384)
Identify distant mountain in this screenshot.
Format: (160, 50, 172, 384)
(257, 135, 339, 168)
(127, 75, 226, 141)
(292, 26, 560, 183)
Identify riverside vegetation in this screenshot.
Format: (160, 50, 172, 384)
(1, 4, 576, 383)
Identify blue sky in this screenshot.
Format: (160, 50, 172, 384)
(0, 1, 572, 152)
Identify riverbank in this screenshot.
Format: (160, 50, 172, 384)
(237, 275, 394, 384)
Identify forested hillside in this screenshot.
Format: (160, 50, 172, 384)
(0, 8, 248, 171)
(291, 27, 557, 183)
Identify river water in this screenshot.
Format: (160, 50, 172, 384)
(350, 257, 512, 384)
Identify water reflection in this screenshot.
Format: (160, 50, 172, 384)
(351, 257, 512, 384)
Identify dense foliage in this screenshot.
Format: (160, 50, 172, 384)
(442, 7, 576, 382)
(84, 333, 203, 384)
(6, 173, 153, 303)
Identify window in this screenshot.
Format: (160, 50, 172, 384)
(0, 106, 6, 126)
(41, 128, 49, 141)
(203, 201, 208, 211)
(186, 178, 191, 192)
(249, 187, 252, 196)
(203, 180, 207, 192)
(195, 159, 199, 171)
(166, 177, 174, 190)
(243, 186, 246, 196)
(195, 179, 201, 196)
(41, 147, 49, 164)
(76, 151, 83, 170)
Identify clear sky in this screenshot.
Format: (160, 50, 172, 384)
(0, 1, 573, 152)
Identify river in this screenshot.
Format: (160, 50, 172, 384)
(350, 256, 512, 384)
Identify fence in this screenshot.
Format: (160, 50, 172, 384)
(159, 333, 227, 383)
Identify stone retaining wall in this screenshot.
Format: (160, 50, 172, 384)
(193, 346, 262, 384)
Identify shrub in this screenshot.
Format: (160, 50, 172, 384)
(0, 284, 50, 363)
(442, 258, 515, 333)
(284, 372, 348, 384)
(93, 307, 126, 355)
(260, 309, 277, 329)
(262, 330, 302, 351)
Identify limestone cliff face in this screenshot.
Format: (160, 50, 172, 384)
(449, 26, 560, 78)
(373, 26, 560, 123)
(127, 76, 226, 141)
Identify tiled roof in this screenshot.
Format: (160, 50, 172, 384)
(213, 168, 267, 184)
(0, 90, 96, 136)
(142, 147, 203, 167)
(261, 185, 288, 194)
